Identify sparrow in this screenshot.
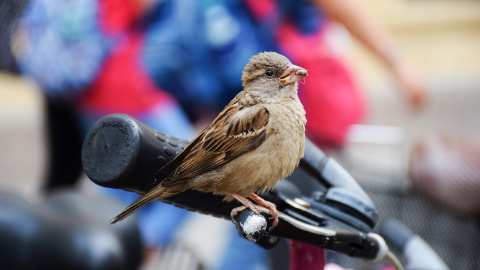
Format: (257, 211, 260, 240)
(111, 52, 307, 230)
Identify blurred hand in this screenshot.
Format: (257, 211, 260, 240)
(390, 60, 428, 111)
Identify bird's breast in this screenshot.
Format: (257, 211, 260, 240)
(263, 100, 306, 174)
(193, 100, 306, 198)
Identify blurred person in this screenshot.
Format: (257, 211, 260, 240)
(302, 0, 427, 148)
(13, 0, 426, 269)
(139, 0, 426, 149)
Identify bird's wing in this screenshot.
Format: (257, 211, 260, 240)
(160, 102, 270, 186)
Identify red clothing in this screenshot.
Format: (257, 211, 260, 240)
(79, 34, 173, 113)
(97, 0, 143, 34)
(245, 0, 365, 147)
(277, 22, 364, 147)
(79, 0, 173, 114)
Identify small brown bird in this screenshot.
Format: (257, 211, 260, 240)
(111, 52, 307, 229)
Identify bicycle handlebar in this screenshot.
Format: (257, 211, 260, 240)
(81, 114, 386, 261)
(82, 114, 377, 222)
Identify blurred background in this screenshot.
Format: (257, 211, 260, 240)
(1, 0, 480, 269)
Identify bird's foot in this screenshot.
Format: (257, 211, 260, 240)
(230, 206, 246, 224)
(229, 193, 279, 230)
(249, 194, 278, 230)
(229, 193, 261, 224)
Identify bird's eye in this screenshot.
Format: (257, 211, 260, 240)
(265, 70, 274, 77)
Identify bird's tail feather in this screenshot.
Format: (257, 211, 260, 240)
(110, 186, 167, 224)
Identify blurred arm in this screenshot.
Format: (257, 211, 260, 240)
(314, 0, 427, 110)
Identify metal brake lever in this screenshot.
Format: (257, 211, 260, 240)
(235, 207, 388, 263)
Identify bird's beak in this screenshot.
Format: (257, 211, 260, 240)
(280, 64, 308, 85)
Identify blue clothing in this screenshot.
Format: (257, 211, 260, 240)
(16, 0, 111, 98)
(140, 0, 324, 117)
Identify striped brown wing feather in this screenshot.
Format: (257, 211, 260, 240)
(160, 103, 270, 186)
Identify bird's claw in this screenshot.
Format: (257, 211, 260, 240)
(229, 193, 279, 230)
(230, 205, 278, 231)
(249, 194, 279, 230)
(268, 213, 279, 231)
(230, 206, 247, 224)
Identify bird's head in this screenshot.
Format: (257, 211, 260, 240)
(241, 52, 307, 99)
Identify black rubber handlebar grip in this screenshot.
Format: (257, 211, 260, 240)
(81, 113, 187, 192)
(81, 114, 240, 218)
